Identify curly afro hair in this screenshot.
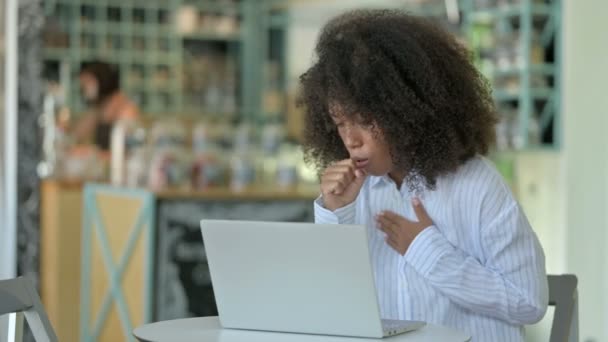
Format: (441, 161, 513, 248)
(299, 9, 498, 191)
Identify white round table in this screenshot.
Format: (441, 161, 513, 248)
(133, 317, 471, 342)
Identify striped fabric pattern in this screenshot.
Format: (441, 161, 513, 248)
(314, 156, 548, 341)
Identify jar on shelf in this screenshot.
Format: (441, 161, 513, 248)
(174, 5, 198, 34)
(276, 144, 300, 189)
(260, 123, 285, 156)
(192, 121, 213, 155)
(493, 25, 517, 71)
(148, 146, 191, 190)
(149, 119, 187, 148)
(147, 120, 189, 190)
(125, 147, 149, 188)
(514, 32, 545, 68)
(230, 150, 256, 192)
(61, 145, 106, 182)
(192, 148, 226, 189)
(110, 118, 146, 186)
(232, 123, 255, 153)
(508, 110, 542, 150)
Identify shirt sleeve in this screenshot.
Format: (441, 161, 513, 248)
(313, 196, 357, 225)
(404, 202, 549, 325)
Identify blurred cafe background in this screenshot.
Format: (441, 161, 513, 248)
(1, 0, 607, 341)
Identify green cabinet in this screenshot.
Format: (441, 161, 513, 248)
(43, 0, 272, 119)
(463, 0, 562, 149)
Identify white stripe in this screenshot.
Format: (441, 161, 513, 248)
(1, 0, 19, 280)
(314, 156, 548, 341)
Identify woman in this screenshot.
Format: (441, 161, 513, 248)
(301, 10, 547, 341)
(72, 61, 139, 151)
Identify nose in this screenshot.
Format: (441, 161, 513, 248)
(342, 125, 363, 150)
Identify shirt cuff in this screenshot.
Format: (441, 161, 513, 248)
(313, 196, 357, 224)
(404, 226, 451, 277)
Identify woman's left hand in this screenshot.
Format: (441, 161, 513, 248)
(375, 198, 434, 255)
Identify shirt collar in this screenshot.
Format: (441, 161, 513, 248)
(370, 174, 394, 188)
(369, 174, 425, 197)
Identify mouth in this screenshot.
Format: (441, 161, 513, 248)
(353, 158, 370, 169)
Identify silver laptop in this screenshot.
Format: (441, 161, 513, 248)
(200, 219, 426, 338)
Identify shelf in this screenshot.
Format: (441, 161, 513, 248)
(95, 49, 175, 63)
(180, 31, 241, 42)
(44, 48, 180, 64)
(181, 0, 242, 15)
(490, 145, 560, 160)
(67, 0, 177, 10)
(43, 47, 72, 61)
(43, 0, 247, 119)
(493, 87, 553, 102)
(79, 24, 174, 37)
(494, 144, 560, 155)
(403, 4, 448, 18)
(156, 184, 318, 200)
(494, 63, 555, 77)
(470, 3, 552, 23)
(268, 4, 447, 28)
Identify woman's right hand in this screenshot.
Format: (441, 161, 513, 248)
(320, 159, 367, 211)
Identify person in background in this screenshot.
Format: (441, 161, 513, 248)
(72, 61, 139, 151)
(299, 10, 548, 341)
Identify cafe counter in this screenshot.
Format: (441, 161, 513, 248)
(40, 179, 318, 342)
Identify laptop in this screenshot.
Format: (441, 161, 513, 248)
(200, 219, 426, 338)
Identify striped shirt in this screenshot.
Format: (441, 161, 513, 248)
(314, 156, 548, 341)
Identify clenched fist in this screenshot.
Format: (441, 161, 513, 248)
(320, 159, 367, 211)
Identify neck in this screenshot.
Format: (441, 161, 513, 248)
(98, 92, 123, 121)
(92, 91, 118, 108)
(102, 91, 122, 107)
(388, 170, 406, 190)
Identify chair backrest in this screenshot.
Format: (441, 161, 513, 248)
(548, 274, 578, 342)
(0, 277, 58, 342)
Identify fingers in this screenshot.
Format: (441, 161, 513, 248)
(321, 159, 366, 195)
(412, 197, 433, 227)
(322, 180, 348, 195)
(378, 211, 404, 225)
(324, 169, 356, 185)
(330, 159, 366, 178)
(377, 219, 397, 237)
(333, 159, 357, 168)
(385, 236, 399, 251)
(323, 163, 355, 180)
(321, 167, 355, 195)
(375, 211, 402, 237)
(376, 202, 432, 256)
(325, 164, 356, 179)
